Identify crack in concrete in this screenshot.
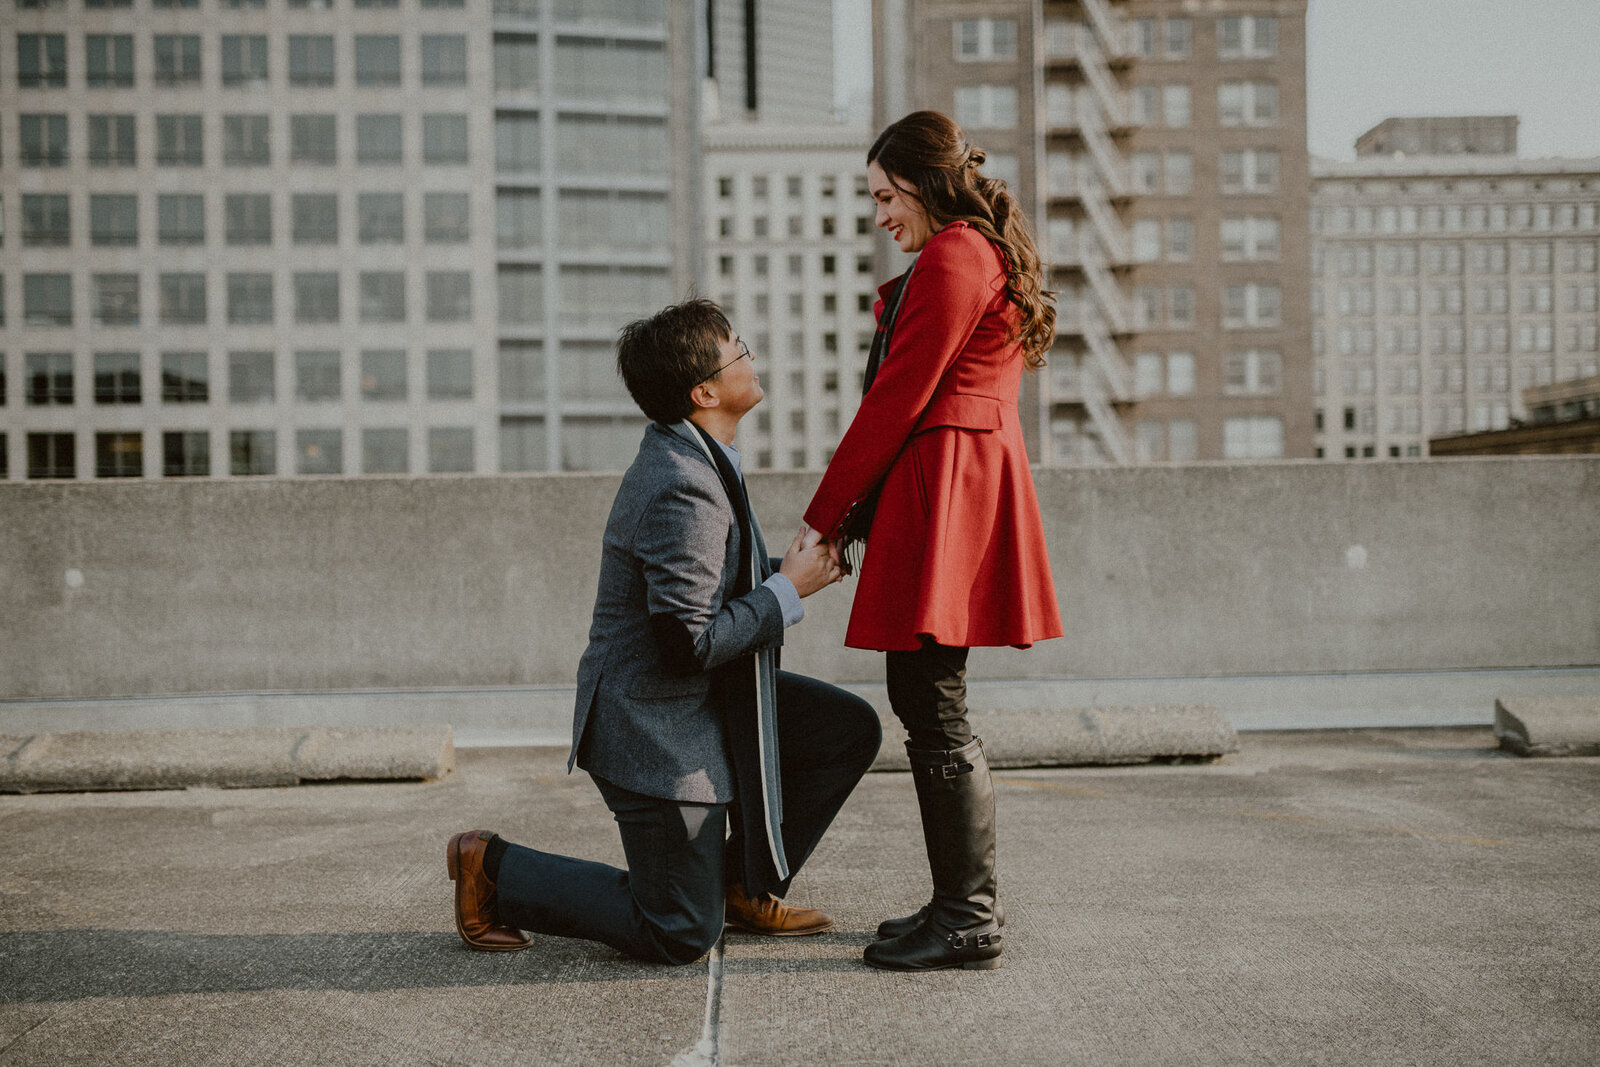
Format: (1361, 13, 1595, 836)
(669, 933, 725, 1067)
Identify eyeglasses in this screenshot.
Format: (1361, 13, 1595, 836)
(697, 337, 752, 385)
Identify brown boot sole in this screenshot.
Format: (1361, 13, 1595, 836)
(447, 832, 531, 952)
(724, 918, 834, 937)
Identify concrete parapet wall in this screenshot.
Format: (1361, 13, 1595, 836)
(2, 457, 1596, 702)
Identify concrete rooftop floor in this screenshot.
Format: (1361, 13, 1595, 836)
(1, 729, 1596, 1066)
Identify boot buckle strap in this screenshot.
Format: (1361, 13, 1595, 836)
(947, 931, 997, 950)
(938, 760, 974, 779)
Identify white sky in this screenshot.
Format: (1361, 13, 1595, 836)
(834, 0, 1600, 160)
(1307, 0, 1600, 160)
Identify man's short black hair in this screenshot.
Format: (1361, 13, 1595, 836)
(616, 298, 733, 424)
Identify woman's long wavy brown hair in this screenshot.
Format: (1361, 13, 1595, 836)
(870, 110, 1056, 368)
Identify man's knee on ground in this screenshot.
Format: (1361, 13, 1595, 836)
(644, 914, 723, 966)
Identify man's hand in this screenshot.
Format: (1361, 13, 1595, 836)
(799, 524, 825, 550)
(780, 526, 842, 598)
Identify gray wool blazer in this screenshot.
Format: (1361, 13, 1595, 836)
(568, 422, 786, 807)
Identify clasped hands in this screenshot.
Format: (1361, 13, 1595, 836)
(779, 524, 846, 598)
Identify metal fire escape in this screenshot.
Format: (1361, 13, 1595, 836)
(1043, 0, 1137, 465)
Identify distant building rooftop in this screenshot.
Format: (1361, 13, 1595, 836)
(1355, 115, 1519, 159)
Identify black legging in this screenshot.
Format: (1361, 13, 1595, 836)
(884, 639, 972, 752)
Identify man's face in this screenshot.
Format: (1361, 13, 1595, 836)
(705, 333, 762, 417)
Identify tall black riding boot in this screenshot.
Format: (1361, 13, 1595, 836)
(864, 737, 1002, 971)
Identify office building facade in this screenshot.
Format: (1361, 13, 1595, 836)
(2, 0, 697, 479)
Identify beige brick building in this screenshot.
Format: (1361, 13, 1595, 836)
(1311, 120, 1600, 459)
(874, 0, 1314, 465)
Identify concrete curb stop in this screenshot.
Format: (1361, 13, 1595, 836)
(869, 704, 1239, 771)
(1494, 697, 1600, 757)
(0, 724, 455, 794)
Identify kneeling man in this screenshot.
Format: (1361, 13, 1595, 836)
(447, 298, 882, 964)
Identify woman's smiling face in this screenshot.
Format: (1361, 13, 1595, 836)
(869, 161, 940, 253)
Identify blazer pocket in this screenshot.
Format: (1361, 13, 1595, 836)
(913, 394, 1003, 435)
(629, 674, 712, 700)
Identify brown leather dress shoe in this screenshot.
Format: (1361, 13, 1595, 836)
(446, 830, 531, 951)
(723, 882, 833, 936)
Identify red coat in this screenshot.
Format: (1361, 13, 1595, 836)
(804, 222, 1064, 652)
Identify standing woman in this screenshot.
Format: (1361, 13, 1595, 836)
(802, 110, 1063, 971)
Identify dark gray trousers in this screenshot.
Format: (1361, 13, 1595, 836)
(495, 671, 881, 964)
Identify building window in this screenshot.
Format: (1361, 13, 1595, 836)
(425, 192, 470, 244)
(498, 342, 542, 403)
(1220, 216, 1281, 261)
(1218, 16, 1278, 59)
(226, 273, 275, 325)
(290, 114, 337, 164)
(223, 114, 270, 166)
(1165, 17, 1191, 58)
(21, 114, 69, 167)
(18, 34, 68, 88)
(361, 349, 407, 400)
(228, 350, 275, 402)
(87, 194, 136, 247)
(552, 37, 666, 105)
(495, 113, 541, 172)
(423, 113, 469, 164)
(1223, 283, 1281, 328)
(1166, 218, 1194, 262)
(1132, 219, 1160, 262)
(161, 352, 208, 403)
(292, 194, 338, 245)
(24, 274, 73, 326)
(27, 433, 76, 480)
(162, 432, 210, 477)
(86, 34, 135, 88)
(360, 272, 407, 323)
(230, 430, 276, 475)
(156, 114, 203, 166)
(1130, 86, 1158, 125)
(428, 428, 474, 473)
(22, 194, 71, 246)
(1165, 152, 1193, 195)
(421, 35, 468, 86)
(92, 352, 141, 405)
(26, 352, 74, 404)
(1223, 349, 1282, 395)
(497, 189, 540, 248)
(225, 194, 273, 245)
(154, 35, 202, 86)
(159, 273, 207, 325)
(295, 349, 341, 400)
(1218, 82, 1279, 127)
(357, 114, 403, 165)
(1222, 416, 1284, 459)
(362, 429, 409, 474)
(1162, 85, 1191, 128)
(359, 193, 404, 244)
(355, 35, 402, 87)
(93, 274, 140, 325)
(95, 432, 143, 478)
(555, 113, 667, 175)
(158, 194, 206, 245)
(289, 35, 335, 87)
(427, 348, 474, 399)
(953, 85, 1018, 129)
(495, 35, 540, 92)
(88, 114, 136, 166)
(497, 265, 543, 324)
(953, 18, 1017, 61)
(296, 430, 343, 475)
(1131, 152, 1159, 193)
(1131, 19, 1157, 58)
(1166, 352, 1195, 395)
(294, 273, 341, 324)
(221, 35, 268, 89)
(426, 273, 472, 323)
(1169, 286, 1196, 328)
